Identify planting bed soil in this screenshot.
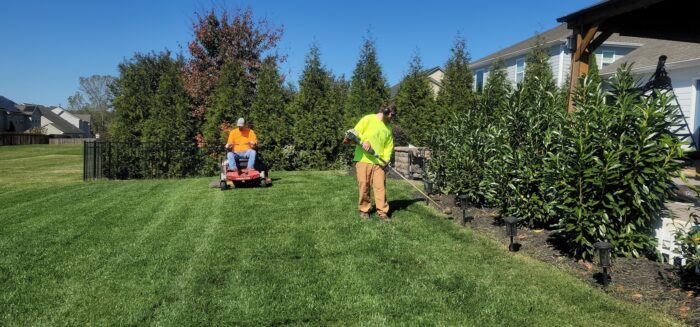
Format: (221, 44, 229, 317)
(425, 192, 700, 325)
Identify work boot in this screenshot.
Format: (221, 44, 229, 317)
(378, 212, 390, 222)
(360, 212, 370, 220)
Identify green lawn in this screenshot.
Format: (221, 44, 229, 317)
(0, 144, 83, 187)
(0, 145, 683, 326)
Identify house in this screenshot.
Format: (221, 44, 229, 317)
(51, 106, 93, 136)
(470, 23, 700, 144)
(470, 24, 645, 90)
(598, 39, 700, 141)
(0, 96, 34, 132)
(390, 66, 445, 97)
(0, 95, 93, 137)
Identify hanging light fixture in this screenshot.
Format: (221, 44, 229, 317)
(503, 216, 518, 252)
(594, 241, 613, 286)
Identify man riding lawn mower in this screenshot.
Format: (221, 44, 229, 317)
(219, 118, 272, 190)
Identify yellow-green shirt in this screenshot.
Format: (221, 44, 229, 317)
(353, 114, 393, 164)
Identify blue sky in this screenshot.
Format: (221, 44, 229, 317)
(0, 0, 596, 106)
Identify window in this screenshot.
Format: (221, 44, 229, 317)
(602, 50, 615, 67)
(475, 70, 484, 92)
(515, 58, 525, 84)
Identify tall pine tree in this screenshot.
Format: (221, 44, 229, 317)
(344, 38, 389, 127)
(436, 36, 474, 123)
(395, 54, 438, 146)
(202, 58, 249, 167)
(289, 45, 343, 169)
(482, 58, 511, 118)
(141, 55, 193, 145)
(587, 53, 602, 86)
(112, 51, 184, 143)
(249, 58, 291, 170)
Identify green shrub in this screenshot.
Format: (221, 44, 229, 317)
(553, 64, 684, 258)
(675, 215, 700, 272)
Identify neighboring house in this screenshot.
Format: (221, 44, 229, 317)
(598, 40, 700, 144)
(470, 23, 700, 144)
(0, 95, 92, 137)
(390, 67, 445, 97)
(0, 96, 34, 133)
(52, 106, 93, 136)
(470, 24, 642, 90)
(36, 106, 87, 137)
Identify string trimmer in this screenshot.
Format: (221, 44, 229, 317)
(344, 129, 450, 214)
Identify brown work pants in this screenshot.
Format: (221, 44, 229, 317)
(356, 162, 389, 214)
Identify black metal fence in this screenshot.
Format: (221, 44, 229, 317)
(84, 141, 206, 181)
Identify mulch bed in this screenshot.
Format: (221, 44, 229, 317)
(424, 192, 700, 325)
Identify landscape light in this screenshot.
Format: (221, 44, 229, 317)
(503, 216, 518, 252)
(593, 241, 613, 286)
(457, 193, 471, 226)
(423, 178, 433, 195)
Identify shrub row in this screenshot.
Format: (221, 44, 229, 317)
(429, 61, 684, 259)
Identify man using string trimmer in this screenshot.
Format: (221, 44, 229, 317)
(344, 102, 396, 221)
(344, 103, 450, 219)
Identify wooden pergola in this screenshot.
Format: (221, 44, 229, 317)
(557, 0, 700, 112)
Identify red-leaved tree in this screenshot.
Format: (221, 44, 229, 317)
(184, 8, 283, 119)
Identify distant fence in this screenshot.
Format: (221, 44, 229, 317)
(50, 138, 96, 145)
(84, 141, 204, 181)
(0, 133, 49, 146)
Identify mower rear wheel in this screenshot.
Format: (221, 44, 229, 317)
(220, 181, 227, 191)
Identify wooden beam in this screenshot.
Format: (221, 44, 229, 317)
(588, 30, 613, 53)
(567, 24, 598, 113)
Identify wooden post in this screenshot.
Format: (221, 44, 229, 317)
(567, 25, 598, 112)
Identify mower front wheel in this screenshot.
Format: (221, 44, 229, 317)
(220, 181, 227, 191)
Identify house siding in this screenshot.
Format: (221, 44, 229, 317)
(622, 65, 700, 146)
(667, 66, 700, 145)
(593, 46, 636, 70)
(44, 124, 63, 135)
(0, 111, 7, 131)
(472, 43, 640, 89)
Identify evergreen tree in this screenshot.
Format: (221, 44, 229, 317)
(502, 38, 566, 226)
(202, 58, 249, 169)
(289, 45, 343, 169)
(587, 53, 602, 86)
(521, 36, 556, 94)
(436, 36, 474, 123)
(249, 59, 291, 170)
(112, 51, 181, 143)
(481, 59, 511, 118)
(394, 54, 438, 146)
(111, 51, 201, 178)
(141, 56, 192, 144)
(344, 38, 389, 127)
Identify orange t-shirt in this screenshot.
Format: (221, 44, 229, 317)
(227, 128, 257, 152)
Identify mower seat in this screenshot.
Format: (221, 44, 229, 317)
(224, 157, 250, 172)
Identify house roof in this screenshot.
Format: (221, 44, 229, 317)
(557, 0, 700, 44)
(600, 38, 700, 75)
(75, 113, 91, 122)
(390, 66, 443, 97)
(471, 23, 647, 69)
(471, 24, 571, 68)
(0, 95, 19, 113)
(38, 107, 84, 134)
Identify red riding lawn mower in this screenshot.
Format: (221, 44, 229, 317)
(219, 150, 272, 191)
